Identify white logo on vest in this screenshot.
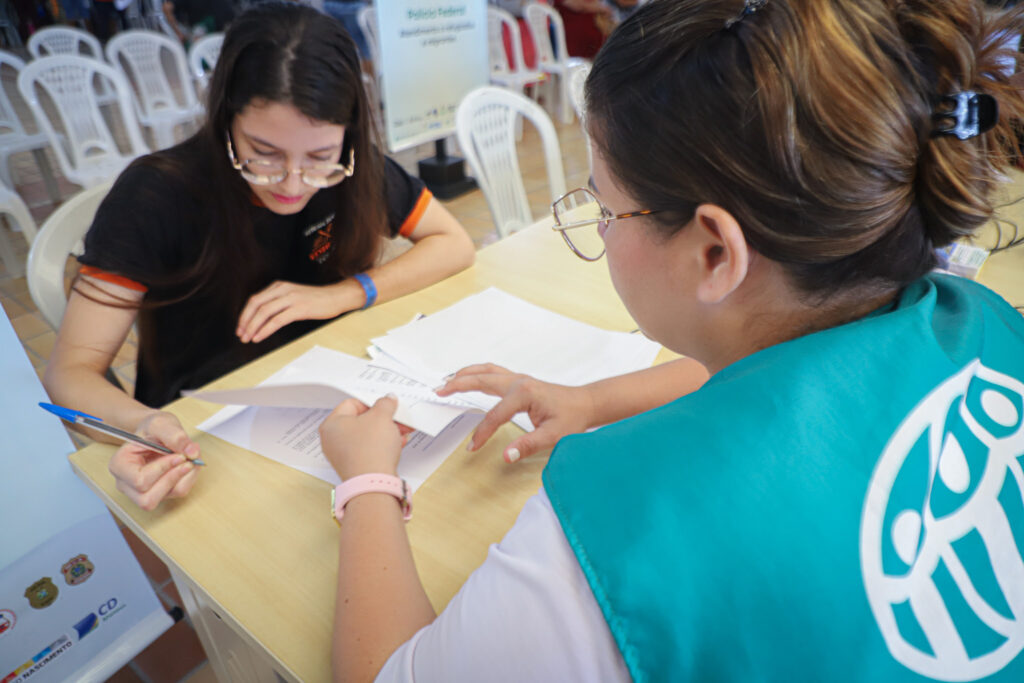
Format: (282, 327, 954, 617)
(861, 360, 1024, 681)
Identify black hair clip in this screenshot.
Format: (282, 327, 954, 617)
(725, 0, 768, 28)
(931, 91, 998, 140)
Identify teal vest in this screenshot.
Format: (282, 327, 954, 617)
(544, 274, 1024, 682)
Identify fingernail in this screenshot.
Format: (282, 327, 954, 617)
(466, 440, 476, 452)
(506, 448, 521, 464)
(432, 384, 446, 393)
(174, 454, 186, 465)
(180, 461, 193, 471)
(386, 392, 398, 401)
(185, 444, 200, 458)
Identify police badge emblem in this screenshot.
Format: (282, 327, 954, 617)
(61, 554, 95, 586)
(24, 578, 58, 609)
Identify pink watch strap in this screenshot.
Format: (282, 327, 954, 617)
(331, 474, 412, 524)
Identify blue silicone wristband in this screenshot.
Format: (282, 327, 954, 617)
(353, 272, 377, 309)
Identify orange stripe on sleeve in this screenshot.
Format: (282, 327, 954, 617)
(398, 188, 433, 238)
(79, 265, 148, 292)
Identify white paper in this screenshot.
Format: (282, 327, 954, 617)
(371, 286, 661, 393)
(188, 346, 476, 437)
(197, 404, 483, 492)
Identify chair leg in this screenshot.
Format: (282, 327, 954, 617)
(0, 151, 12, 189)
(0, 214, 23, 277)
(558, 74, 573, 124)
(31, 148, 62, 205)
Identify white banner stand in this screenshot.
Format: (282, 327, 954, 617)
(376, 0, 489, 198)
(0, 310, 172, 683)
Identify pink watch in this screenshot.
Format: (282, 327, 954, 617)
(331, 474, 412, 524)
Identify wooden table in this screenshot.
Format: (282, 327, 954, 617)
(67, 197, 1024, 682)
(67, 218, 654, 683)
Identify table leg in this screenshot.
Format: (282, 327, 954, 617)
(168, 566, 293, 683)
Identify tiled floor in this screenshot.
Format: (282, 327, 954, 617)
(0, 98, 590, 681)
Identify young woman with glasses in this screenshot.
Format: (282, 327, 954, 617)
(317, 0, 1024, 679)
(43, 2, 474, 510)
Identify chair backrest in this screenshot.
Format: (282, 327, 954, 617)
(0, 51, 30, 140)
(27, 26, 104, 60)
(357, 6, 380, 66)
(524, 2, 569, 68)
(456, 86, 566, 238)
(145, 0, 178, 39)
(188, 32, 223, 91)
(486, 6, 524, 77)
(106, 30, 199, 121)
(568, 61, 590, 124)
(27, 182, 113, 329)
(17, 55, 149, 187)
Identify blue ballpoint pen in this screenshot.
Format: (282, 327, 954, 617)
(39, 402, 206, 466)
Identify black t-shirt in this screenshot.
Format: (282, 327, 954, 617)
(79, 136, 429, 408)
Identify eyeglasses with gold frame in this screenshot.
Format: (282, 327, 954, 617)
(226, 133, 355, 188)
(550, 186, 659, 261)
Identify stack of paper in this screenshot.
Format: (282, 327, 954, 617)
(193, 287, 661, 490)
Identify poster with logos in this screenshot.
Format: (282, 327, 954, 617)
(376, 0, 489, 151)
(0, 312, 171, 683)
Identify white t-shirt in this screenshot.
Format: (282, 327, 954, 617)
(376, 489, 631, 682)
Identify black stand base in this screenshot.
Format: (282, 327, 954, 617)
(418, 140, 477, 200)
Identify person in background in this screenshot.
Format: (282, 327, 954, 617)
(162, 0, 234, 43)
(43, 2, 475, 510)
(317, 0, 1024, 680)
(553, 0, 614, 59)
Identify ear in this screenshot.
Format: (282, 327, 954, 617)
(692, 204, 750, 305)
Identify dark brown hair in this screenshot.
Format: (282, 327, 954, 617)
(587, 0, 1024, 297)
(78, 2, 385, 383)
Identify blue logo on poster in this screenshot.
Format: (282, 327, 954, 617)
(73, 612, 98, 639)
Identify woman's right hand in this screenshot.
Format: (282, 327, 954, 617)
(108, 411, 202, 510)
(436, 364, 596, 463)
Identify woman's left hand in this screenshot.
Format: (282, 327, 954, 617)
(319, 395, 406, 481)
(237, 280, 352, 343)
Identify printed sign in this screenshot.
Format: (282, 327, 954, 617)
(376, 0, 489, 151)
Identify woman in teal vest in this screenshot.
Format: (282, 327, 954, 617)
(315, 0, 1024, 679)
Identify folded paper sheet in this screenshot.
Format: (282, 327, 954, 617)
(194, 346, 484, 490)
(193, 288, 661, 490)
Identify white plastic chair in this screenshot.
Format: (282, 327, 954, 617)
(456, 86, 566, 238)
(27, 26, 118, 106)
(524, 2, 586, 124)
(18, 55, 150, 189)
(0, 51, 61, 203)
(27, 26, 104, 60)
(106, 31, 202, 150)
(188, 32, 223, 98)
(357, 5, 380, 69)
(27, 181, 112, 329)
(357, 5, 384, 106)
(568, 61, 591, 169)
(147, 0, 179, 40)
(487, 6, 546, 99)
(0, 179, 37, 276)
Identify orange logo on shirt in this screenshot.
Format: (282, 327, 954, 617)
(309, 222, 334, 262)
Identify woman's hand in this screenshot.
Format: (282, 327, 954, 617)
(109, 445, 198, 511)
(319, 396, 406, 481)
(237, 280, 354, 344)
(436, 364, 596, 463)
(107, 411, 201, 510)
(135, 411, 201, 459)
